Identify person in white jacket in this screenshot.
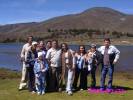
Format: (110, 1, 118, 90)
(98, 38, 120, 93)
(19, 36, 33, 90)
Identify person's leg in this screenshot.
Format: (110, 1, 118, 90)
(80, 68, 88, 90)
(45, 70, 49, 91)
(50, 67, 57, 91)
(73, 67, 80, 90)
(100, 67, 108, 90)
(19, 63, 27, 90)
(36, 76, 41, 95)
(108, 66, 114, 90)
(90, 66, 97, 88)
(66, 69, 73, 92)
(56, 67, 62, 91)
(41, 73, 46, 94)
(28, 66, 35, 92)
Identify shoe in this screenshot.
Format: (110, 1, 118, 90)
(37, 92, 41, 95)
(100, 88, 105, 91)
(80, 88, 84, 91)
(106, 89, 113, 93)
(68, 91, 73, 95)
(58, 88, 62, 92)
(65, 90, 68, 93)
(31, 91, 36, 94)
(42, 91, 45, 95)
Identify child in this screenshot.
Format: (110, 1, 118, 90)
(34, 52, 48, 95)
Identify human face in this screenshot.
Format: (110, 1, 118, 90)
(52, 41, 58, 49)
(104, 40, 110, 48)
(79, 46, 85, 53)
(39, 42, 45, 50)
(91, 47, 96, 52)
(38, 55, 43, 61)
(62, 44, 67, 52)
(28, 36, 33, 44)
(46, 42, 51, 49)
(32, 44, 38, 50)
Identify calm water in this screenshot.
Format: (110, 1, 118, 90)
(0, 43, 133, 72)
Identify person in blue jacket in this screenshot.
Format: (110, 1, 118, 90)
(34, 52, 48, 95)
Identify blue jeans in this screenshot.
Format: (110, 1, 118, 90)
(100, 65, 114, 89)
(35, 72, 46, 93)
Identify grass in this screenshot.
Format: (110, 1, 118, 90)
(0, 68, 133, 100)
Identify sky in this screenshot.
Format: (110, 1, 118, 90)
(0, 0, 133, 25)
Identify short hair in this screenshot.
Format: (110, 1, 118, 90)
(104, 38, 110, 42)
(46, 40, 51, 43)
(52, 40, 58, 43)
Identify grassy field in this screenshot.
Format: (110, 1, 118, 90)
(0, 68, 133, 100)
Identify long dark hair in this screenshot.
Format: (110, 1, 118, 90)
(78, 45, 86, 55)
(61, 43, 69, 52)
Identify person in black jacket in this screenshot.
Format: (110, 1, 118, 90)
(85, 44, 102, 89)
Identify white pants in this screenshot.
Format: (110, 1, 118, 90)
(66, 69, 73, 92)
(19, 62, 27, 89)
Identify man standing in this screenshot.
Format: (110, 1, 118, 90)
(98, 38, 120, 93)
(46, 40, 62, 92)
(19, 36, 33, 90)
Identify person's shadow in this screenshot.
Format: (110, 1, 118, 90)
(112, 85, 133, 91)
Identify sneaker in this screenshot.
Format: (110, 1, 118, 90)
(42, 91, 45, 95)
(58, 88, 62, 92)
(65, 90, 68, 93)
(37, 92, 41, 95)
(106, 89, 113, 93)
(68, 91, 73, 95)
(80, 88, 84, 91)
(31, 91, 36, 94)
(100, 88, 105, 91)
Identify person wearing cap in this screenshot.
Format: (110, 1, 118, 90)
(85, 44, 102, 89)
(98, 38, 120, 93)
(19, 36, 33, 90)
(34, 52, 48, 95)
(25, 41, 38, 93)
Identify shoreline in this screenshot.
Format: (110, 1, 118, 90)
(0, 38, 133, 45)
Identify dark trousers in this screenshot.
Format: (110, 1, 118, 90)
(27, 66, 35, 92)
(48, 67, 61, 92)
(90, 66, 97, 88)
(73, 67, 88, 90)
(45, 70, 50, 91)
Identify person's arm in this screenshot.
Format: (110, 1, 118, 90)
(20, 45, 25, 61)
(34, 62, 39, 77)
(113, 46, 120, 64)
(96, 51, 102, 66)
(45, 49, 51, 64)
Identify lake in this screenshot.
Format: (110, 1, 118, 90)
(0, 43, 133, 72)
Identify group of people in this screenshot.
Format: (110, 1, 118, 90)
(18, 36, 120, 95)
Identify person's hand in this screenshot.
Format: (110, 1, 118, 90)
(113, 60, 117, 65)
(36, 74, 39, 78)
(20, 57, 25, 62)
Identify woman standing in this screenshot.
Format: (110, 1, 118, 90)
(60, 43, 75, 95)
(73, 45, 88, 91)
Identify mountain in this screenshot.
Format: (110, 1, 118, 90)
(0, 7, 133, 42)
